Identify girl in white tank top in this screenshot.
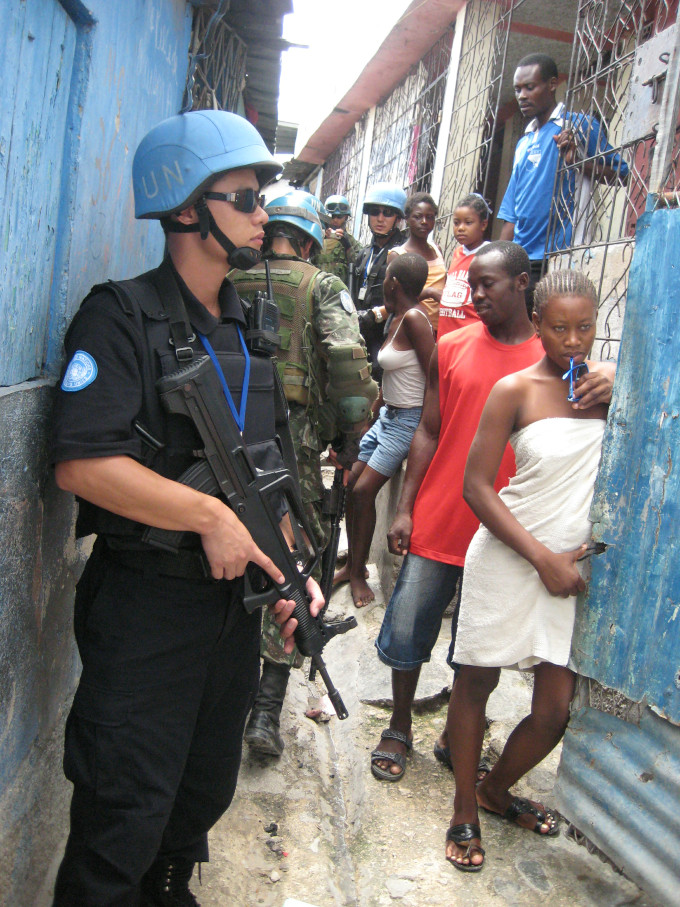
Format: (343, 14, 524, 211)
(334, 253, 435, 609)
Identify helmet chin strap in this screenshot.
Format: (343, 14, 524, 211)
(165, 197, 262, 271)
(372, 224, 399, 242)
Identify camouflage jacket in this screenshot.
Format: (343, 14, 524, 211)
(232, 254, 370, 458)
(312, 229, 361, 285)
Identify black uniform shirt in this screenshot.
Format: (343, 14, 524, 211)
(52, 260, 248, 466)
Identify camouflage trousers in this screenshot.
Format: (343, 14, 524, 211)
(261, 441, 330, 668)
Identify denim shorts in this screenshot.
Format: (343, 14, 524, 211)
(375, 552, 463, 670)
(358, 405, 422, 477)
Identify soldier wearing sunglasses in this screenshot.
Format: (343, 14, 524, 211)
(354, 182, 408, 382)
(311, 194, 361, 285)
(50, 111, 323, 906)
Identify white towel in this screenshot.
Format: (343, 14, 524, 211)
(453, 417, 605, 670)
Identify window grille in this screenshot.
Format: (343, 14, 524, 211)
(366, 27, 454, 198)
(320, 113, 369, 223)
(186, 5, 247, 113)
(322, 28, 454, 245)
(436, 1, 520, 260)
(547, 0, 679, 359)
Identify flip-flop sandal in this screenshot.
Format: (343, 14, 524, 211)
(445, 823, 485, 873)
(433, 742, 452, 768)
(476, 756, 491, 782)
(433, 743, 491, 782)
(371, 729, 412, 782)
(482, 795, 560, 836)
(504, 796, 560, 836)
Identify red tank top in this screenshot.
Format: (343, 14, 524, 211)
(409, 323, 543, 566)
(437, 244, 488, 338)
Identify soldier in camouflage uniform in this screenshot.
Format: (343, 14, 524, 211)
(312, 194, 361, 286)
(230, 189, 378, 756)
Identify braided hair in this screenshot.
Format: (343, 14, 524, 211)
(455, 193, 492, 220)
(533, 269, 598, 320)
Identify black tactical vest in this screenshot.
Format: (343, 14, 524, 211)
(72, 260, 283, 546)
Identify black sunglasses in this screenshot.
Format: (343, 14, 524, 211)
(203, 188, 265, 213)
(365, 205, 399, 217)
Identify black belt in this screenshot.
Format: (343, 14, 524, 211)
(102, 543, 213, 581)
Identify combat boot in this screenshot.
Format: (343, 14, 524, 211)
(139, 856, 200, 906)
(244, 661, 291, 756)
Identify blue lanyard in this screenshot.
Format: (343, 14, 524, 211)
(362, 247, 376, 287)
(198, 327, 250, 433)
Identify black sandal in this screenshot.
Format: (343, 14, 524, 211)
(433, 743, 491, 781)
(445, 823, 485, 873)
(370, 729, 412, 782)
(503, 796, 560, 836)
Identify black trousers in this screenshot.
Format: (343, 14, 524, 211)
(52, 545, 261, 906)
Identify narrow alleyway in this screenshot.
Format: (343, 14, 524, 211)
(196, 571, 656, 907)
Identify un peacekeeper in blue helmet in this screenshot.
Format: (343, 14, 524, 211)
(50, 109, 324, 906)
(353, 181, 408, 382)
(312, 193, 362, 284)
(229, 187, 378, 758)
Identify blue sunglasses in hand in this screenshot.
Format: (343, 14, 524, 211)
(562, 357, 589, 402)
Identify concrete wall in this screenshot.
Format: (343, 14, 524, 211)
(0, 2, 192, 903)
(369, 467, 405, 602)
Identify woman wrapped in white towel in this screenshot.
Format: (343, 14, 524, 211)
(444, 270, 614, 873)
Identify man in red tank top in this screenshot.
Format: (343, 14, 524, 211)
(369, 242, 614, 783)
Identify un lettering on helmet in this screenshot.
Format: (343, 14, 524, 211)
(140, 160, 185, 202)
(133, 110, 281, 219)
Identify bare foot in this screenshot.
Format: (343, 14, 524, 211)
(333, 564, 351, 588)
(350, 575, 375, 608)
(476, 781, 559, 835)
(333, 564, 369, 588)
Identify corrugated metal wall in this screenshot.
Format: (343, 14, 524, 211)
(555, 207, 680, 905)
(572, 208, 680, 721)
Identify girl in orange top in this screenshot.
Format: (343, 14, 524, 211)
(437, 193, 491, 339)
(388, 192, 446, 331)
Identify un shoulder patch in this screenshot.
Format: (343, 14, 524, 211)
(61, 350, 98, 392)
(340, 290, 355, 314)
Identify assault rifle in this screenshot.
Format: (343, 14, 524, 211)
(347, 261, 357, 300)
(320, 467, 348, 608)
(143, 355, 350, 719)
(309, 466, 354, 686)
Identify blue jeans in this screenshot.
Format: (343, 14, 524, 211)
(375, 552, 463, 671)
(358, 405, 422, 477)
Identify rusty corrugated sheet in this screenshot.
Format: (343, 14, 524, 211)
(555, 704, 680, 906)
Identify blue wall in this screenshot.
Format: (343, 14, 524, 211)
(573, 208, 680, 723)
(0, 1, 192, 901)
(555, 208, 680, 905)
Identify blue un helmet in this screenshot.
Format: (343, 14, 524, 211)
(264, 190, 324, 254)
(362, 182, 407, 218)
(133, 110, 281, 269)
(304, 192, 331, 228)
(325, 195, 352, 218)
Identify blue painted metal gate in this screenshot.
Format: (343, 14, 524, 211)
(555, 208, 680, 905)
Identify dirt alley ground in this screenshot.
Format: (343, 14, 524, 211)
(195, 566, 658, 907)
